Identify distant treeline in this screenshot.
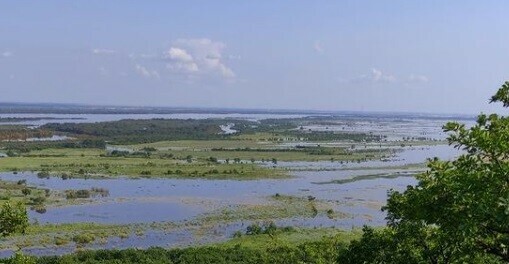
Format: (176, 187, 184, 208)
(0, 117, 84, 123)
(211, 146, 345, 156)
(0, 127, 53, 141)
(232, 119, 297, 134)
(42, 119, 235, 144)
(0, 139, 106, 154)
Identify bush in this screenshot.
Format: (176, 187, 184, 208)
(36, 171, 50, 179)
(0, 202, 28, 237)
(5, 251, 36, 264)
(72, 233, 95, 244)
(65, 189, 91, 199)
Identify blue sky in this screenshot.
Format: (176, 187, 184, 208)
(1, 1, 508, 114)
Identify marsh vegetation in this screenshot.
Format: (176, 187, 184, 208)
(0, 106, 476, 262)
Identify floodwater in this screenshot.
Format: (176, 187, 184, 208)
(0, 112, 471, 256)
(270, 145, 458, 170)
(2, 135, 71, 142)
(0, 146, 457, 225)
(0, 172, 418, 256)
(0, 113, 311, 126)
(0, 144, 460, 256)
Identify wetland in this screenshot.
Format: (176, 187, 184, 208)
(0, 110, 472, 257)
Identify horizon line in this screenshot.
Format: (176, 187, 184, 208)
(0, 101, 479, 118)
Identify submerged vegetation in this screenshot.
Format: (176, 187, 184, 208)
(0, 117, 403, 180)
(0, 87, 485, 263)
(2, 226, 357, 264)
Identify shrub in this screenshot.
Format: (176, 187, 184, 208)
(0, 202, 28, 237)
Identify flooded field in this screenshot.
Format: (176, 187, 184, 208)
(0, 144, 458, 256)
(0, 111, 470, 256)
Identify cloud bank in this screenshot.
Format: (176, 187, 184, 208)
(164, 38, 235, 79)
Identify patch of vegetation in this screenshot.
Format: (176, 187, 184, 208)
(42, 119, 235, 144)
(71, 233, 96, 244)
(0, 202, 28, 237)
(64, 188, 109, 199)
(4, 227, 357, 264)
(0, 149, 289, 180)
(0, 139, 106, 154)
(314, 170, 423, 185)
(0, 127, 53, 142)
(0, 222, 135, 251)
(198, 194, 345, 223)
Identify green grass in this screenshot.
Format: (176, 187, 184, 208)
(121, 138, 393, 162)
(152, 149, 381, 162)
(0, 222, 136, 250)
(0, 180, 52, 206)
(219, 227, 362, 249)
(22, 148, 104, 157)
(197, 194, 347, 224)
(314, 170, 425, 185)
(0, 137, 396, 179)
(0, 220, 360, 254)
(125, 139, 269, 150)
(0, 134, 440, 180)
(0, 151, 288, 180)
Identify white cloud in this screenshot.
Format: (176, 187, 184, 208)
(164, 47, 199, 73)
(164, 38, 235, 79)
(92, 49, 117, 55)
(135, 64, 160, 79)
(313, 41, 323, 53)
(1, 51, 12, 57)
(407, 74, 429, 83)
(354, 68, 396, 83)
(371, 68, 396, 82)
(165, 47, 194, 62)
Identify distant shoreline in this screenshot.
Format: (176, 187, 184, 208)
(0, 102, 476, 120)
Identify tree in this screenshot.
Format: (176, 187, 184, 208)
(342, 81, 509, 263)
(0, 202, 29, 237)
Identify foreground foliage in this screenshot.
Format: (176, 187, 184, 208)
(0, 202, 28, 237)
(340, 81, 509, 263)
(2, 236, 345, 264)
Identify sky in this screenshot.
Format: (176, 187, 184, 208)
(1, 1, 509, 114)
